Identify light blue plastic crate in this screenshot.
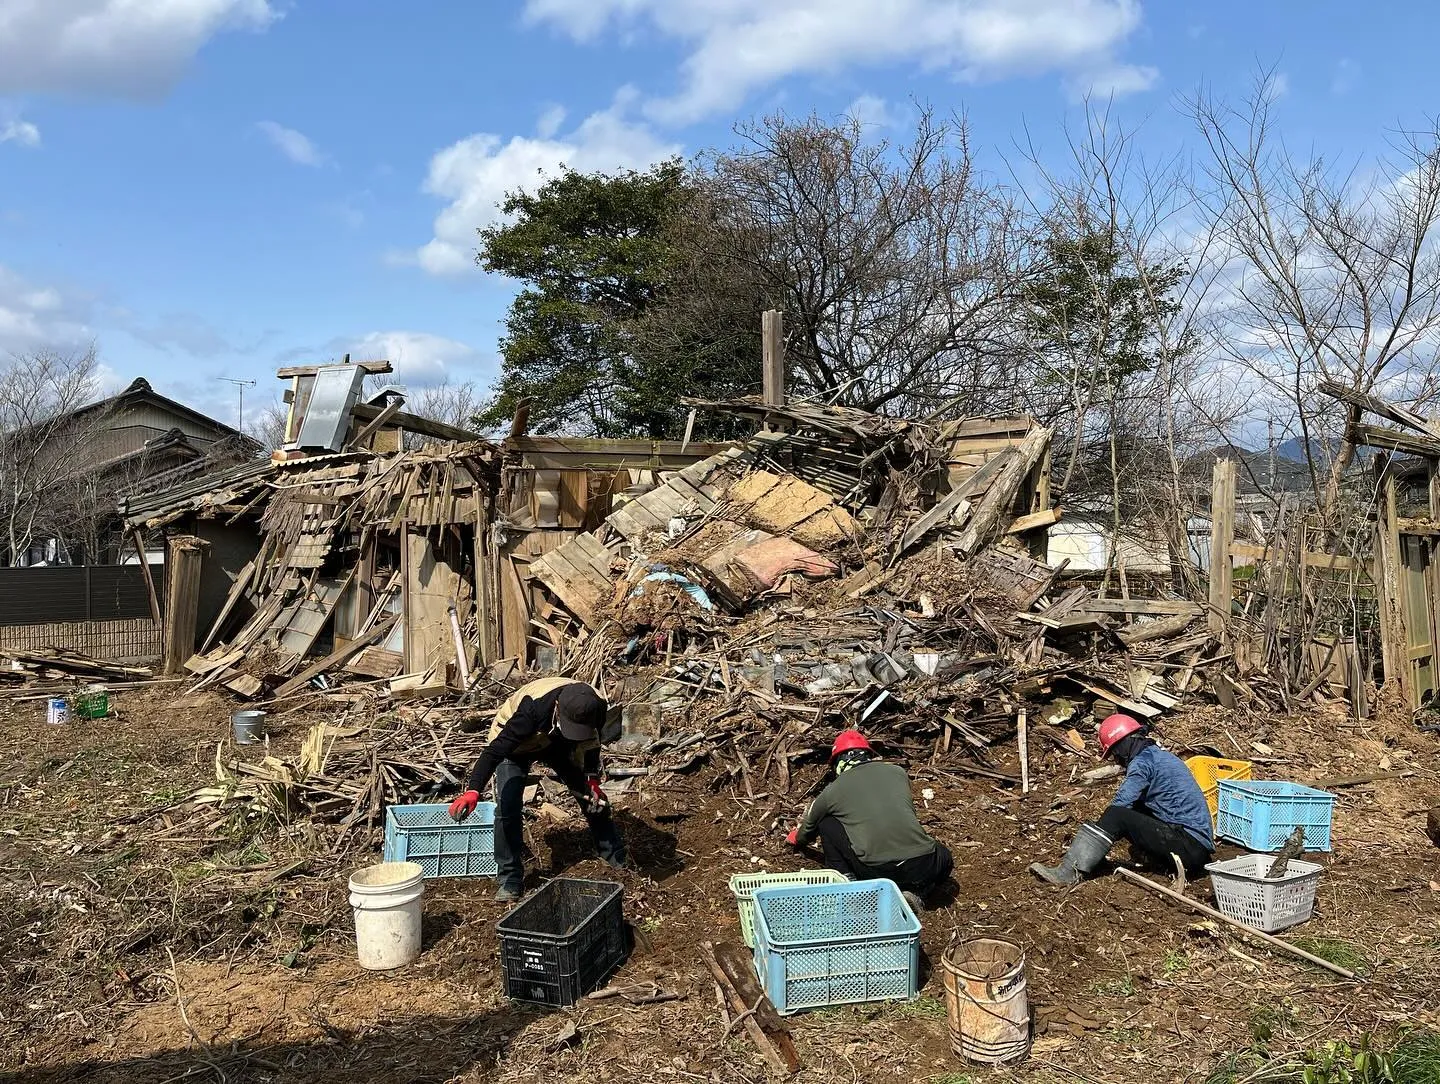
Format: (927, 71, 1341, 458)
(383, 802, 498, 878)
(1216, 780, 1336, 852)
(751, 878, 920, 1016)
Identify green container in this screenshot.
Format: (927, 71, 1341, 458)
(73, 685, 109, 719)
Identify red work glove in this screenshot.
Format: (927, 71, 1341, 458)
(786, 827, 800, 846)
(448, 790, 480, 822)
(585, 778, 610, 813)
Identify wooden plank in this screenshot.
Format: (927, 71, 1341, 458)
(271, 615, 399, 699)
(1208, 459, 1236, 635)
(1117, 611, 1199, 646)
(1397, 516, 1440, 537)
(1230, 541, 1360, 571)
(343, 646, 405, 679)
(1081, 598, 1203, 615)
(952, 428, 1051, 556)
(1006, 507, 1062, 533)
(762, 309, 785, 407)
(557, 469, 590, 529)
(275, 574, 352, 664)
(1318, 379, 1440, 438)
(162, 536, 209, 675)
(1352, 422, 1440, 458)
(1375, 473, 1410, 706)
(406, 529, 462, 679)
(277, 359, 392, 378)
(129, 527, 163, 627)
(198, 560, 255, 655)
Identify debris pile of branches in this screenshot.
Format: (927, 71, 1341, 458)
(197, 397, 1304, 841)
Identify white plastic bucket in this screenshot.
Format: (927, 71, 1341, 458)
(348, 861, 424, 970)
(46, 698, 68, 725)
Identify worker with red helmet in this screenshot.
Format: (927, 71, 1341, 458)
(1031, 713, 1214, 886)
(785, 729, 953, 909)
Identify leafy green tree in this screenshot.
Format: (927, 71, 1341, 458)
(476, 161, 755, 438)
(1023, 222, 1192, 506)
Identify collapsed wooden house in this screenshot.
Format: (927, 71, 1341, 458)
(119, 358, 1064, 702)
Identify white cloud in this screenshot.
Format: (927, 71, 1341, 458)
(256, 120, 327, 167)
(0, 118, 40, 147)
(846, 94, 898, 129)
(0, 0, 276, 98)
(1264, 71, 1290, 101)
(1065, 62, 1157, 102)
(1332, 58, 1359, 97)
(414, 93, 681, 276)
(524, 0, 1154, 122)
(282, 331, 494, 387)
(536, 104, 568, 138)
(0, 265, 94, 355)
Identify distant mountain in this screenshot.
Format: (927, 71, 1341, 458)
(1273, 436, 1340, 465)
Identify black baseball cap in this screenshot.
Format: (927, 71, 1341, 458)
(555, 683, 606, 740)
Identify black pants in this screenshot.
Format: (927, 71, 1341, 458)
(1097, 805, 1211, 876)
(815, 816, 953, 897)
(492, 758, 627, 893)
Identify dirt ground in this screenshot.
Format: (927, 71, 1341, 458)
(1, 687, 1438, 1084)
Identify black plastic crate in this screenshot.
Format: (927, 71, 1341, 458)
(497, 878, 627, 1007)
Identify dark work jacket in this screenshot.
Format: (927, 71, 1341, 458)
(464, 679, 600, 796)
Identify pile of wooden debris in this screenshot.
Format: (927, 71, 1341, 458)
(180, 396, 1314, 841)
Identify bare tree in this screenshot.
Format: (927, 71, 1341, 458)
(245, 398, 290, 453)
(1190, 74, 1440, 512)
(0, 348, 106, 565)
(408, 379, 483, 433)
(692, 109, 1034, 414)
(1018, 102, 1241, 588)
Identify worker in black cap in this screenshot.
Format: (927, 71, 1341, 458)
(450, 677, 626, 901)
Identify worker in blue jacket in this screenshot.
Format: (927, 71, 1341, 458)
(1031, 714, 1214, 885)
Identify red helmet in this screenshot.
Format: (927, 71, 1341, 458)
(830, 729, 872, 761)
(1097, 713, 1144, 757)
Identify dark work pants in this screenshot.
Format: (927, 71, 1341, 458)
(815, 815, 954, 897)
(1097, 804, 1212, 876)
(492, 758, 627, 892)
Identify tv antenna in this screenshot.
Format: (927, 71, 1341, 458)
(217, 377, 257, 434)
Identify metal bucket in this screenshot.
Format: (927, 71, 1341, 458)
(232, 709, 267, 745)
(46, 698, 69, 725)
(942, 937, 1031, 1064)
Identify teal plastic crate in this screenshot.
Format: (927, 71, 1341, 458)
(729, 869, 849, 948)
(751, 878, 920, 1016)
(1216, 780, 1335, 852)
(383, 801, 497, 878)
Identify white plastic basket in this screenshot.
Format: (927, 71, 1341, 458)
(1205, 853, 1323, 933)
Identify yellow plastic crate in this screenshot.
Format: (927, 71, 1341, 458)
(728, 870, 848, 948)
(1185, 756, 1253, 817)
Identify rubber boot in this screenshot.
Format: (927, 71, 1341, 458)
(1030, 823, 1114, 886)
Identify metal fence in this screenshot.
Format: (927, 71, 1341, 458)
(0, 565, 164, 628)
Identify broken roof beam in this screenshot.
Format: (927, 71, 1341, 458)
(350, 401, 480, 443)
(1318, 379, 1440, 439)
(1351, 422, 1440, 459)
(276, 359, 394, 379)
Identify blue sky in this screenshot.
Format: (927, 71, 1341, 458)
(0, 0, 1434, 429)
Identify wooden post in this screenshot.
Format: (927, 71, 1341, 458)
(129, 527, 163, 627)
(1017, 708, 1030, 795)
(1375, 469, 1410, 708)
(1207, 458, 1236, 635)
(761, 309, 785, 407)
(162, 536, 209, 675)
